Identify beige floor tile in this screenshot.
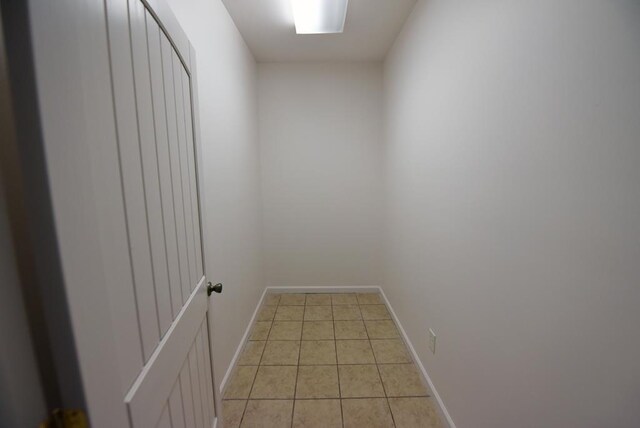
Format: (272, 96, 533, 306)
(360, 304, 391, 320)
(222, 400, 246, 428)
(304, 305, 333, 321)
(342, 398, 395, 428)
(371, 339, 412, 363)
(356, 293, 383, 305)
(333, 305, 362, 320)
(260, 341, 300, 365)
(292, 399, 342, 428)
(224, 366, 258, 399)
(378, 364, 428, 397)
(302, 321, 334, 340)
(334, 320, 368, 339)
(237, 341, 265, 365)
(250, 366, 297, 399)
(279, 293, 306, 305)
(274, 305, 304, 321)
(364, 320, 400, 339)
(336, 340, 375, 364)
(299, 340, 337, 365)
(388, 397, 442, 428)
(331, 293, 358, 305)
(257, 305, 276, 321)
(338, 365, 385, 398)
(250, 322, 272, 341)
(295, 365, 339, 398)
(293, 400, 342, 428)
(305, 294, 332, 305)
(241, 400, 293, 428)
(264, 294, 281, 306)
(268, 321, 302, 340)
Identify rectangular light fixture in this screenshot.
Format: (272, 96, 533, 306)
(291, 0, 349, 34)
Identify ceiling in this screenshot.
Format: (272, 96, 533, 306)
(221, 0, 418, 62)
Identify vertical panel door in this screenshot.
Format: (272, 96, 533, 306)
(106, 1, 214, 427)
(26, 0, 215, 426)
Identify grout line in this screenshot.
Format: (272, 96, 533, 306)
(363, 317, 371, 340)
(333, 307, 344, 428)
(290, 308, 304, 428)
(360, 300, 397, 428)
(236, 312, 275, 427)
(337, 357, 344, 428)
(241, 362, 420, 366)
(332, 310, 344, 427)
(239, 362, 419, 366)
(223, 396, 430, 401)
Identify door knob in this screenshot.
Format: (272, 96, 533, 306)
(207, 282, 223, 296)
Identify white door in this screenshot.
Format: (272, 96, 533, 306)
(27, 0, 217, 426)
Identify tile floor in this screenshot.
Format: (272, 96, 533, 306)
(222, 292, 442, 428)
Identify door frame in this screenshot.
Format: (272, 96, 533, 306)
(2, 0, 218, 426)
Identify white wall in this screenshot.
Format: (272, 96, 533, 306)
(259, 62, 384, 286)
(384, 1, 640, 427)
(166, 0, 264, 392)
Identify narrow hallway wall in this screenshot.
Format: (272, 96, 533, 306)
(383, 1, 640, 427)
(0, 173, 47, 427)
(167, 0, 264, 393)
(259, 62, 384, 287)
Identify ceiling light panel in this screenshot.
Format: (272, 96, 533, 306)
(291, 0, 349, 34)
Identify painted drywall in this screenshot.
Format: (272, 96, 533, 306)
(383, 1, 640, 427)
(1, 7, 47, 424)
(0, 173, 47, 426)
(259, 62, 384, 286)
(166, 0, 264, 393)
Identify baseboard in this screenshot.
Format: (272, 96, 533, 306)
(378, 287, 457, 428)
(218, 287, 268, 396)
(267, 285, 381, 293)
(217, 285, 456, 428)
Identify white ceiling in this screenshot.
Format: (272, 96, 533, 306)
(221, 0, 417, 62)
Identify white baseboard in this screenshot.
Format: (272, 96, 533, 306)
(378, 287, 456, 428)
(218, 287, 268, 396)
(267, 285, 381, 293)
(217, 285, 455, 428)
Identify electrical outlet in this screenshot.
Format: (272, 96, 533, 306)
(428, 328, 436, 354)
